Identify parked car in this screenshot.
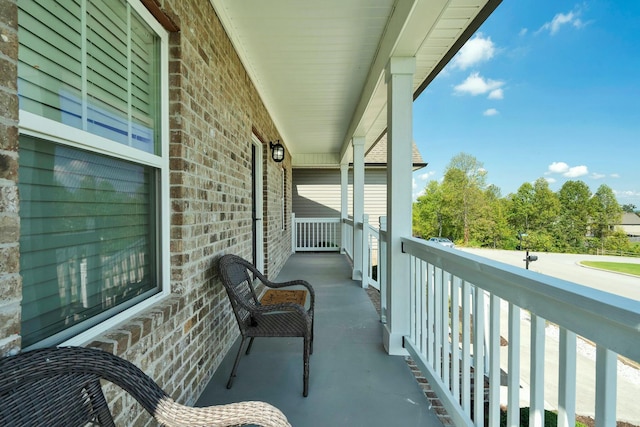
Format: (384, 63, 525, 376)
(428, 237, 455, 248)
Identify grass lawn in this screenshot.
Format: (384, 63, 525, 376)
(580, 261, 640, 276)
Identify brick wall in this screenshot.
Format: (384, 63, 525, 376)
(0, 0, 20, 356)
(0, 0, 293, 424)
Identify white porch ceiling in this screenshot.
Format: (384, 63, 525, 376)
(209, 0, 500, 167)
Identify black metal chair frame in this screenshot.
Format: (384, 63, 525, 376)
(218, 254, 315, 397)
(0, 346, 290, 427)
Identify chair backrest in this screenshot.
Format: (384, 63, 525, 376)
(218, 254, 262, 332)
(0, 347, 168, 426)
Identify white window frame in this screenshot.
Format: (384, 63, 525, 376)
(18, 0, 171, 347)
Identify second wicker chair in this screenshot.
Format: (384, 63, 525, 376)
(218, 254, 315, 397)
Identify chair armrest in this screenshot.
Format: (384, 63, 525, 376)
(155, 399, 290, 427)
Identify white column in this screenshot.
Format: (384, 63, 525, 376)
(340, 163, 349, 254)
(383, 57, 415, 355)
(352, 136, 365, 281)
(361, 214, 369, 288)
(379, 216, 387, 324)
(291, 212, 296, 253)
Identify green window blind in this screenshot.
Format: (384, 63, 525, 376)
(18, 0, 160, 154)
(19, 135, 158, 348)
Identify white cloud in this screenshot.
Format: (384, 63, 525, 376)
(564, 165, 588, 178)
(539, 10, 586, 35)
(591, 173, 606, 179)
(545, 177, 557, 184)
(614, 190, 640, 201)
(483, 108, 499, 116)
(547, 161, 569, 174)
(519, 28, 528, 37)
(454, 72, 505, 97)
(488, 88, 504, 99)
(546, 161, 588, 178)
(611, 173, 620, 178)
(451, 34, 495, 70)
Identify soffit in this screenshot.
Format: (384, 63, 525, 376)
(209, 0, 498, 167)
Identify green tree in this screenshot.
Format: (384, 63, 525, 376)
(472, 185, 512, 248)
(555, 180, 592, 252)
(441, 153, 487, 245)
(590, 184, 624, 242)
(604, 229, 631, 252)
(531, 178, 560, 233)
(621, 203, 637, 213)
(412, 180, 445, 239)
(508, 182, 535, 233)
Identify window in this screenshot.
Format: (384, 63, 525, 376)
(17, 0, 168, 348)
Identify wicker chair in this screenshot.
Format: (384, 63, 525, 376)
(218, 254, 315, 397)
(0, 346, 290, 427)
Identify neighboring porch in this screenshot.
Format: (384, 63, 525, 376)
(196, 253, 445, 426)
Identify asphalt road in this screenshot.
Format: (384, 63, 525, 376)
(458, 248, 640, 301)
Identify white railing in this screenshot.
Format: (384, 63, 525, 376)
(400, 237, 640, 427)
(292, 214, 341, 252)
(365, 219, 380, 290)
(342, 218, 354, 259)
(374, 217, 387, 323)
(595, 248, 640, 258)
(295, 214, 384, 301)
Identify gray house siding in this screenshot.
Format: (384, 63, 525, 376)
(293, 169, 387, 227)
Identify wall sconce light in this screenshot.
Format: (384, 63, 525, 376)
(270, 140, 285, 163)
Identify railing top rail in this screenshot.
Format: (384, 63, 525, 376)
(401, 236, 640, 362)
(294, 217, 341, 223)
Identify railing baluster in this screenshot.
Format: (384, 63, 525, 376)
(462, 279, 471, 414)
(507, 303, 521, 427)
(442, 271, 451, 391)
(379, 218, 387, 323)
(427, 263, 435, 364)
(489, 294, 501, 427)
(409, 256, 417, 346)
(558, 328, 577, 427)
(595, 345, 617, 427)
(530, 314, 546, 427)
(303, 221, 308, 249)
(451, 276, 461, 402)
(473, 286, 485, 427)
(416, 258, 428, 357)
(434, 267, 443, 377)
(312, 221, 317, 249)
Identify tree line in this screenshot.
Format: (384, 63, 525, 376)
(412, 153, 638, 254)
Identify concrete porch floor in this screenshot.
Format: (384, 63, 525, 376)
(196, 253, 444, 426)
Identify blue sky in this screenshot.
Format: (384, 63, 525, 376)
(412, 1, 640, 208)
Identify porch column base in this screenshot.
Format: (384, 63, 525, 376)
(383, 325, 408, 356)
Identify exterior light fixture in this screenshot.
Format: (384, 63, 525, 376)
(270, 140, 285, 162)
